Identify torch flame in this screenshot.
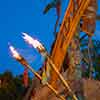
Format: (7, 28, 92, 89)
(22, 32, 45, 51)
(9, 45, 21, 59)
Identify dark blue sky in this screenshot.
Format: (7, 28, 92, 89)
(0, 0, 100, 76)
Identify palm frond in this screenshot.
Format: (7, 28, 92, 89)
(43, 3, 55, 14)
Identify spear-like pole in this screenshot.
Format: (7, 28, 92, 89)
(9, 45, 65, 100)
(22, 33, 78, 100)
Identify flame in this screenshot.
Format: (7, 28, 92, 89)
(9, 45, 21, 59)
(22, 32, 45, 51)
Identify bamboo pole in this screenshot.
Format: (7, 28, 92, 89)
(46, 54, 78, 100)
(22, 64, 65, 100)
(27, 65, 65, 100)
(25, 64, 65, 100)
(21, 60, 65, 100)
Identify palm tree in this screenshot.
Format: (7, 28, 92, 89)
(30, 0, 99, 99)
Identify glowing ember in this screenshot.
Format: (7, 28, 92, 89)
(9, 45, 21, 59)
(22, 32, 45, 51)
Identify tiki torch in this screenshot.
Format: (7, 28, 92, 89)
(22, 32, 47, 57)
(22, 33, 78, 100)
(9, 45, 65, 100)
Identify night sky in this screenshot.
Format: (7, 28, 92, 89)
(0, 0, 100, 76)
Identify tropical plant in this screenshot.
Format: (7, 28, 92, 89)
(0, 71, 30, 100)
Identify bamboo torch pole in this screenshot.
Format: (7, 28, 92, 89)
(24, 65, 65, 100)
(9, 45, 65, 100)
(22, 33, 78, 100)
(46, 55, 78, 100)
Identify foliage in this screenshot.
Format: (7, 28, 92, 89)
(0, 71, 31, 100)
(80, 37, 100, 80)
